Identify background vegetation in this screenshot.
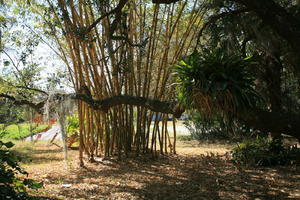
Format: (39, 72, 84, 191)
(0, 123, 49, 140)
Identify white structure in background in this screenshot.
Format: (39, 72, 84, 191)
(25, 125, 62, 141)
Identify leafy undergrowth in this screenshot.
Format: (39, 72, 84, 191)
(12, 141, 300, 200)
(232, 138, 300, 166)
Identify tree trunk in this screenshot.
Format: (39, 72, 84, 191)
(263, 55, 283, 139)
(58, 115, 68, 165)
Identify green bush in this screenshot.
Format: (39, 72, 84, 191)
(0, 140, 43, 199)
(66, 115, 79, 137)
(232, 137, 300, 166)
(0, 124, 8, 138)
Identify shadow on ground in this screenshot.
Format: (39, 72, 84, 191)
(13, 144, 65, 164)
(40, 153, 300, 200)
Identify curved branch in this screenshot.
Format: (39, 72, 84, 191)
(0, 93, 185, 118)
(70, 94, 184, 117)
(2, 50, 22, 82)
(110, 35, 149, 47)
(152, 0, 180, 4)
(14, 86, 48, 95)
(2, 92, 300, 140)
(0, 93, 44, 111)
(195, 8, 250, 48)
(236, 0, 300, 52)
(85, 0, 128, 34)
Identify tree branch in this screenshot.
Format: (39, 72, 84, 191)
(85, 0, 128, 34)
(2, 92, 300, 141)
(151, 0, 300, 53)
(14, 86, 48, 95)
(236, 0, 300, 52)
(195, 8, 250, 48)
(0, 93, 45, 111)
(110, 35, 149, 47)
(0, 92, 184, 118)
(152, 0, 180, 4)
(72, 94, 184, 117)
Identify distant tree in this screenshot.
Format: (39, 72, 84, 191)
(0, 100, 25, 123)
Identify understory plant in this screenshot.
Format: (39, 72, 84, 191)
(0, 140, 43, 200)
(66, 115, 79, 137)
(232, 137, 300, 166)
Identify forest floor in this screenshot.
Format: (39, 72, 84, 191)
(13, 140, 300, 200)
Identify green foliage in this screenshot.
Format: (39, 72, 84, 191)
(66, 115, 79, 137)
(232, 137, 300, 166)
(0, 100, 25, 124)
(0, 140, 43, 200)
(0, 124, 8, 138)
(0, 124, 49, 140)
(174, 49, 262, 119)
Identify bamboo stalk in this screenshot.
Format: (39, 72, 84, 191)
(44, 0, 205, 162)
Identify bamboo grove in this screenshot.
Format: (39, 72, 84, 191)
(40, 0, 204, 164)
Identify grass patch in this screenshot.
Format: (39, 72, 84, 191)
(0, 123, 50, 140)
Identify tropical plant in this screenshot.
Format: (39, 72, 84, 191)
(174, 49, 262, 120)
(0, 140, 43, 200)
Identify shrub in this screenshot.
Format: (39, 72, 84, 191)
(65, 115, 79, 147)
(0, 124, 8, 138)
(232, 137, 300, 166)
(0, 140, 43, 200)
(66, 115, 79, 136)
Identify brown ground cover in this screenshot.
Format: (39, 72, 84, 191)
(13, 141, 300, 200)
